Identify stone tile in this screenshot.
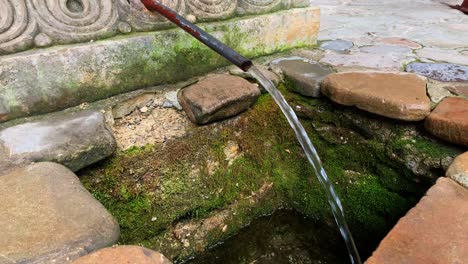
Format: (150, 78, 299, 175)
(447, 151, 468, 188)
(0, 162, 120, 263)
(0, 111, 116, 172)
(320, 39, 354, 53)
(322, 72, 430, 121)
(444, 83, 468, 96)
(406, 62, 468, 82)
(365, 177, 468, 264)
(178, 74, 260, 124)
(272, 57, 335, 97)
(427, 81, 455, 105)
(425, 97, 468, 146)
(416, 48, 468, 66)
(320, 51, 414, 71)
(377, 37, 422, 49)
(360, 44, 412, 54)
(72, 246, 171, 264)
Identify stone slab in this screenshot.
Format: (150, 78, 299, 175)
(0, 111, 116, 172)
(406, 62, 468, 82)
(447, 151, 468, 188)
(320, 39, 353, 53)
(178, 74, 260, 124)
(272, 57, 334, 97)
(72, 246, 171, 264)
(321, 72, 430, 121)
(0, 162, 120, 264)
(417, 48, 468, 66)
(425, 97, 468, 146)
(365, 177, 468, 264)
(0, 7, 320, 123)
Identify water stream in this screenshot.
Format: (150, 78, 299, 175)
(247, 66, 362, 264)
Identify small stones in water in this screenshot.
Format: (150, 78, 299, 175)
(271, 57, 334, 97)
(321, 72, 431, 121)
(406, 62, 468, 82)
(178, 74, 260, 124)
(424, 97, 468, 146)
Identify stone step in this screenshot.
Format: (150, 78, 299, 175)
(178, 74, 260, 124)
(0, 111, 116, 172)
(71, 246, 171, 264)
(447, 151, 468, 188)
(321, 71, 431, 121)
(0, 162, 119, 264)
(425, 97, 468, 147)
(365, 177, 468, 264)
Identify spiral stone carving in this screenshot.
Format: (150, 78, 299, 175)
(117, 0, 186, 31)
(0, 0, 37, 54)
(238, 0, 282, 14)
(29, 0, 119, 43)
(187, 0, 237, 20)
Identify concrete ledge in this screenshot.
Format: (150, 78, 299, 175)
(0, 7, 319, 123)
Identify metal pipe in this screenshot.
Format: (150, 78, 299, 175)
(141, 0, 253, 72)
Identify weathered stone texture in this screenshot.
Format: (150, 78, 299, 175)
(0, 7, 320, 123)
(272, 57, 334, 97)
(406, 62, 468, 82)
(0, 0, 310, 55)
(72, 246, 171, 264)
(425, 97, 468, 146)
(0, 111, 116, 171)
(178, 74, 260, 124)
(322, 72, 431, 121)
(366, 177, 468, 264)
(0, 162, 120, 264)
(447, 151, 468, 188)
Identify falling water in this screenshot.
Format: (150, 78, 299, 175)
(248, 66, 362, 264)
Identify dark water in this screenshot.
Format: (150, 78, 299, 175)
(248, 67, 360, 263)
(187, 210, 348, 264)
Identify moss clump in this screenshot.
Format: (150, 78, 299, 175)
(79, 82, 454, 260)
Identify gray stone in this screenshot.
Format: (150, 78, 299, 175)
(178, 74, 260, 124)
(360, 44, 412, 54)
(0, 7, 320, 123)
(320, 50, 414, 71)
(164, 91, 182, 110)
(272, 57, 334, 97)
(427, 81, 454, 105)
(0, 111, 116, 172)
(229, 65, 280, 92)
(406, 62, 468, 82)
(320, 39, 353, 53)
(0, 162, 120, 263)
(417, 48, 468, 66)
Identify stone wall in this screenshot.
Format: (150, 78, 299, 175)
(0, 1, 318, 124)
(0, 0, 309, 55)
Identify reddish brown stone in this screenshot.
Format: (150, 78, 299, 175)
(378, 37, 422, 49)
(447, 151, 468, 188)
(444, 84, 468, 96)
(178, 74, 260, 124)
(72, 246, 171, 264)
(321, 72, 430, 121)
(425, 97, 468, 146)
(366, 177, 468, 264)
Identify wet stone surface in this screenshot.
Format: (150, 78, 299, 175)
(187, 210, 349, 264)
(406, 62, 468, 82)
(272, 57, 335, 97)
